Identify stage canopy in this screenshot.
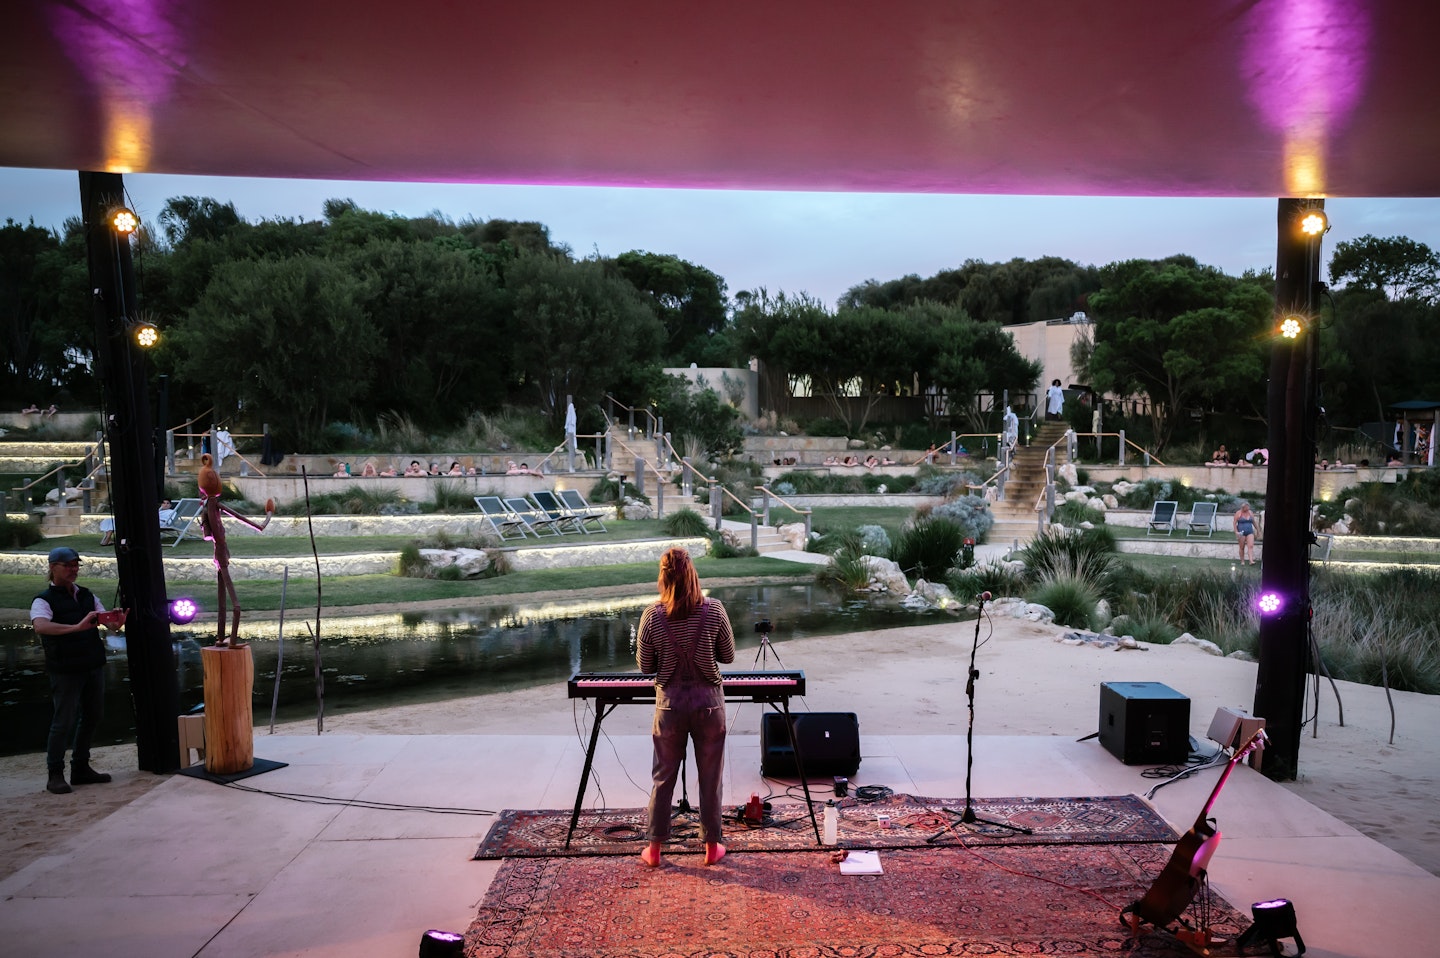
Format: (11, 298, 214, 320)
(3, 0, 1438, 198)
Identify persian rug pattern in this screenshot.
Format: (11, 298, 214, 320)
(465, 844, 1246, 957)
(474, 792, 1179, 859)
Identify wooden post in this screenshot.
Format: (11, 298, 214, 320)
(201, 646, 255, 774)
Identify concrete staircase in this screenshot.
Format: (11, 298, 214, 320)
(986, 421, 1071, 546)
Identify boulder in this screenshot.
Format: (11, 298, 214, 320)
(1102, 494, 1119, 509)
(1171, 632, 1224, 656)
(621, 497, 654, 520)
(776, 521, 808, 550)
(859, 555, 910, 594)
(1058, 462, 1079, 485)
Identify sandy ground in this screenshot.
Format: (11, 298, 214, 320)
(4, 611, 1437, 882)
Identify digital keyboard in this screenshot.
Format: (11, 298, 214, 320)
(568, 670, 805, 703)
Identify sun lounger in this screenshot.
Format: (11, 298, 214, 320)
(162, 498, 206, 546)
(530, 490, 587, 534)
(473, 496, 529, 541)
(1185, 501, 1217, 537)
(504, 496, 564, 537)
(1146, 500, 1178, 537)
(557, 488, 608, 533)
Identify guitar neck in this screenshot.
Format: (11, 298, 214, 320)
(1194, 728, 1266, 826)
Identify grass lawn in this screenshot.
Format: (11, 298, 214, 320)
(0, 556, 817, 614)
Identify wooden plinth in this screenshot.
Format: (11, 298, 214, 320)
(201, 646, 254, 774)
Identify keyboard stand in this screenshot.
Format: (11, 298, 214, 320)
(564, 693, 822, 849)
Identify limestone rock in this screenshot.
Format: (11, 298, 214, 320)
(1102, 494, 1119, 509)
(1171, 632, 1224, 656)
(1058, 463, 1079, 485)
(776, 521, 808, 550)
(859, 555, 910, 594)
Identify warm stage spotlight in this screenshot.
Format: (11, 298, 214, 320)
(132, 320, 160, 348)
(1298, 209, 1328, 238)
(110, 206, 139, 235)
(169, 597, 199, 625)
(1279, 316, 1304, 339)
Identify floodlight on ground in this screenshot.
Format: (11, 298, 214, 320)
(1257, 592, 1283, 616)
(109, 206, 139, 235)
(1235, 897, 1304, 955)
(1279, 316, 1304, 339)
(169, 597, 199, 625)
(132, 320, 160, 348)
(418, 928, 464, 957)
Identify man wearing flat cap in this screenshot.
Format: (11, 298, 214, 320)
(31, 547, 126, 794)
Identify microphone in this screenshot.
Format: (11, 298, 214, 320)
(976, 591, 991, 603)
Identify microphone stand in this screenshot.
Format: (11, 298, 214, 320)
(932, 593, 1031, 840)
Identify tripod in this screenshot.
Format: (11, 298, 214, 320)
(933, 593, 1031, 840)
(753, 619, 783, 669)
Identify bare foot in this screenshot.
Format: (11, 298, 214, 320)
(703, 842, 726, 865)
(640, 843, 661, 867)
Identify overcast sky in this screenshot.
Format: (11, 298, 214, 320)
(3, 166, 1438, 308)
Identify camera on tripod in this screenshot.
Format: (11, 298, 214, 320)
(754, 618, 773, 635)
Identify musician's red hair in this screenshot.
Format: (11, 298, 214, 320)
(657, 547, 703, 618)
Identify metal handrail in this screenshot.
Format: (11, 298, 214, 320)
(755, 484, 812, 541)
(6, 451, 104, 512)
(604, 394, 659, 439)
(1068, 431, 1165, 467)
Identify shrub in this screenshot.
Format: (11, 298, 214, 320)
(1051, 499, 1104, 527)
(930, 495, 994, 543)
(893, 515, 966, 580)
(710, 537, 758, 559)
(397, 543, 427, 578)
(1017, 528, 1119, 598)
(428, 480, 474, 513)
(855, 524, 891, 557)
(815, 550, 874, 594)
(803, 418, 850, 437)
(1027, 571, 1102, 630)
(0, 516, 43, 549)
(279, 486, 403, 516)
(662, 508, 710, 538)
(946, 561, 1027, 601)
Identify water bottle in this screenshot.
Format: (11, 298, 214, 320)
(823, 800, 838, 845)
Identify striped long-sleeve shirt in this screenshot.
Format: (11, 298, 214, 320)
(637, 598, 735, 688)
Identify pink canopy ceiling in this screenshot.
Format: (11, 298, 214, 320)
(3, 0, 1436, 197)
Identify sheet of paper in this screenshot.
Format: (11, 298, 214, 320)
(838, 850, 883, 875)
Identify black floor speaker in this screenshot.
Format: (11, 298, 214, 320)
(1098, 681, 1191, 765)
(760, 711, 860, 778)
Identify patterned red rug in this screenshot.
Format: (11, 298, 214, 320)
(474, 793, 1179, 859)
(465, 844, 1247, 957)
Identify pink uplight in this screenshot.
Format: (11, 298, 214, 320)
(1258, 592, 1283, 616)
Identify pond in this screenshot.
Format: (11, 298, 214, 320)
(0, 583, 966, 756)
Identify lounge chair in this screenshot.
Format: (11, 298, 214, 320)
(473, 496, 529, 541)
(530, 490, 586, 534)
(1185, 501, 1217, 537)
(557, 488, 608, 533)
(1311, 533, 1334, 564)
(504, 496, 564, 537)
(162, 498, 206, 546)
(1146, 500, 1178, 537)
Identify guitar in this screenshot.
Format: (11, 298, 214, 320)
(1124, 727, 1268, 936)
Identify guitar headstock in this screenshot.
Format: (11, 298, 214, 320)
(1234, 726, 1268, 762)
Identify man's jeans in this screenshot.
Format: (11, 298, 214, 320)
(47, 665, 105, 772)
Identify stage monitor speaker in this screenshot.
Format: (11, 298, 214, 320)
(1098, 682, 1190, 765)
(760, 712, 860, 778)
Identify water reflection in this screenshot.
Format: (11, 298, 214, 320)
(0, 583, 962, 756)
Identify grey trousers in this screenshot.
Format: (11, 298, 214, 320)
(646, 686, 727, 844)
(46, 665, 105, 773)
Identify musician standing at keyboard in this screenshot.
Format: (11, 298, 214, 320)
(637, 547, 736, 867)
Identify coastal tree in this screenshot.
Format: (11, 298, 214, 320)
(1087, 256, 1272, 451)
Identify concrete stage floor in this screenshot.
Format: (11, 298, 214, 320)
(1, 730, 1435, 957)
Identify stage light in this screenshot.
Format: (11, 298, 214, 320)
(169, 597, 199, 625)
(1298, 208, 1328, 238)
(1279, 316, 1304, 339)
(418, 928, 464, 957)
(109, 206, 138, 235)
(132, 320, 160, 348)
(1236, 897, 1304, 955)
(1258, 592, 1283, 616)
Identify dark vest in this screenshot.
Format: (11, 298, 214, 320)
(36, 583, 106, 673)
